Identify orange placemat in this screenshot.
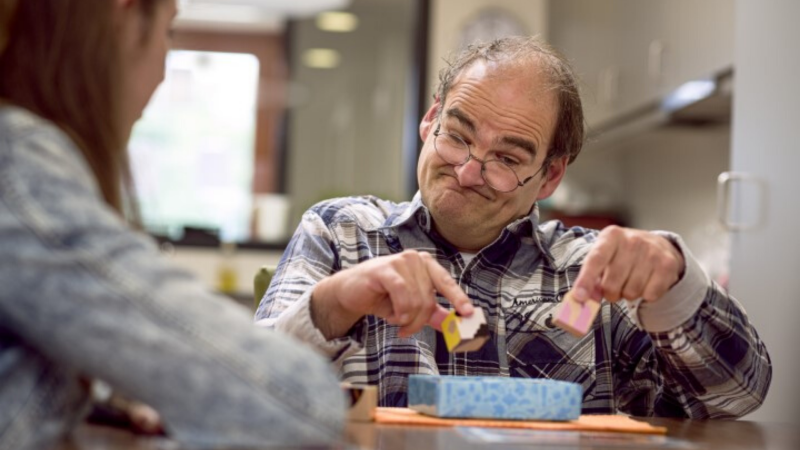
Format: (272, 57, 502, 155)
(375, 407, 667, 435)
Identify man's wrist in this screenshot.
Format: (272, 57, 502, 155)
(647, 231, 686, 288)
(638, 233, 709, 332)
(310, 277, 363, 340)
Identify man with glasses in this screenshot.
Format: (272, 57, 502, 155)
(256, 37, 771, 419)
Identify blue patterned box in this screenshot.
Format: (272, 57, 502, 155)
(407, 375, 582, 421)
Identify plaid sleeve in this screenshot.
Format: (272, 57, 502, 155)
(612, 283, 772, 419)
(254, 206, 366, 364)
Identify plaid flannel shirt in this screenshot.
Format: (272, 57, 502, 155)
(255, 194, 771, 418)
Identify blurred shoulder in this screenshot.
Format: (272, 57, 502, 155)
(0, 105, 87, 176)
(0, 105, 69, 145)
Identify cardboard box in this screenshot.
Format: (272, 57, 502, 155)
(408, 375, 582, 421)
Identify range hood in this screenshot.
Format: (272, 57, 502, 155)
(588, 67, 733, 142)
(662, 67, 733, 125)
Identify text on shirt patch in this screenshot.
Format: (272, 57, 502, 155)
(511, 296, 560, 307)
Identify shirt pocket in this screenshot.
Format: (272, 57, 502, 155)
(504, 301, 597, 381)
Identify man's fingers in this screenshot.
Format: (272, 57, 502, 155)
(573, 226, 622, 301)
(366, 250, 472, 336)
(398, 289, 437, 337)
(600, 243, 638, 302)
(370, 297, 395, 319)
(621, 258, 651, 301)
(427, 305, 451, 331)
(376, 267, 415, 323)
(398, 252, 472, 336)
(642, 265, 678, 302)
(643, 277, 672, 302)
(397, 255, 440, 337)
(423, 253, 473, 315)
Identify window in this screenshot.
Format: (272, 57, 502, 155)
(128, 0, 427, 246)
(129, 50, 260, 241)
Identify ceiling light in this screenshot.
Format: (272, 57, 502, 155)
(186, 0, 350, 18)
(302, 48, 341, 69)
(174, 0, 352, 32)
(316, 11, 359, 32)
(175, 3, 285, 32)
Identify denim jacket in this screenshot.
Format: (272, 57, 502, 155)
(0, 105, 346, 450)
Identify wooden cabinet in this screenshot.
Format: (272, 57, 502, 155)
(549, 0, 734, 130)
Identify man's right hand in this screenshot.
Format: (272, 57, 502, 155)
(309, 250, 474, 340)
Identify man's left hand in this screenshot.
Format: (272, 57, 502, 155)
(572, 226, 685, 304)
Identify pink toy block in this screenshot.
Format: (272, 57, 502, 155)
(554, 291, 600, 337)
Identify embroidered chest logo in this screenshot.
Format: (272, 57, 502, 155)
(511, 296, 559, 308)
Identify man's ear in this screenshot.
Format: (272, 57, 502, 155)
(536, 156, 569, 201)
(419, 96, 441, 142)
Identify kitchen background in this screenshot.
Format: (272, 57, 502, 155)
(133, 0, 798, 424)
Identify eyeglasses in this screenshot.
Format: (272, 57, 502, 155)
(433, 126, 547, 193)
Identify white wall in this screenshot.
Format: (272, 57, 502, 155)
(562, 125, 731, 283)
(427, 0, 549, 103)
(287, 0, 416, 225)
(554, 142, 627, 216)
(620, 126, 732, 283)
(286, 0, 550, 226)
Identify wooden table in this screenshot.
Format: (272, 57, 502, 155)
(55, 418, 800, 449)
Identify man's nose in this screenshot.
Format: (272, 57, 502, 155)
(453, 158, 485, 187)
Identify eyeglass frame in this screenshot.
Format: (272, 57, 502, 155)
(432, 124, 549, 193)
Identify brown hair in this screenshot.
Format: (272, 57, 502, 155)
(0, 0, 162, 217)
(0, 0, 17, 55)
(435, 36, 585, 166)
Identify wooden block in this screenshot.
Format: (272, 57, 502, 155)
(341, 383, 377, 422)
(553, 291, 600, 337)
(441, 308, 489, 352)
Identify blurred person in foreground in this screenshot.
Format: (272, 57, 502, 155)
(0, 1, 344, 448)
(256, 36, 771, 419)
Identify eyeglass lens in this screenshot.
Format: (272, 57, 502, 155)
(434, 132, 522, 192)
